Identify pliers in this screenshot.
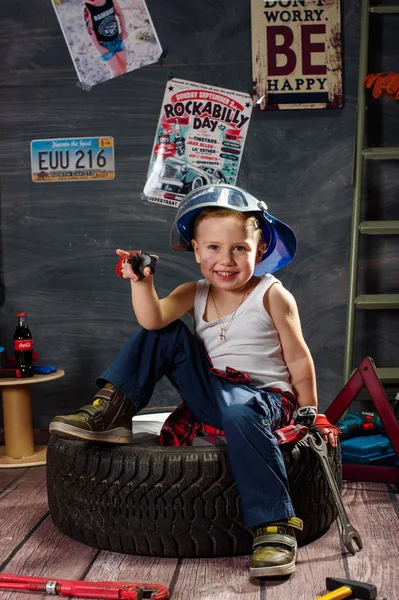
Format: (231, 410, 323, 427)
(0, 574, 169, 600)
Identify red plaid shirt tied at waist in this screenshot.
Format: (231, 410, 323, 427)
(159, 364, 300, 447)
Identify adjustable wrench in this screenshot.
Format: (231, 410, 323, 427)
(307, 432, 363, 555)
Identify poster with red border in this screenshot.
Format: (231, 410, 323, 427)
(144, 78, 253, 208)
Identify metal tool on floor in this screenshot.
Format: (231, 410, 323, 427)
(307, 432, 363, 555)
(0, 574, 169, 600)
(316, 576, 377, 599)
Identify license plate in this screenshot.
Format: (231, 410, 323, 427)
(31, 137, 115, 182)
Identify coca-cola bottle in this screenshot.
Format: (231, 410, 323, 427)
(174, 119, 186, 156)
(14, 312, 34, 377)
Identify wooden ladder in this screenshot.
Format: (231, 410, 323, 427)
(343, 0, 399, 384)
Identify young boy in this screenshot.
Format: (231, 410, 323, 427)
(84, 0, 128, 78)
(50, 184, 338, 578)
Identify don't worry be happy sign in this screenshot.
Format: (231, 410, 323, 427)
(251, 0, 342, 110)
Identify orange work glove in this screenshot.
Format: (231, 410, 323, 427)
(364, 72, 399, 100)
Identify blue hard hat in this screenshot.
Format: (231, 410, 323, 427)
(170, 184, 297, 275)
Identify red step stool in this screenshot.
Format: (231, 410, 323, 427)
(325, 357, 399, 484)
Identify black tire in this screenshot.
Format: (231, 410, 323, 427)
(46, 433, 341, 558)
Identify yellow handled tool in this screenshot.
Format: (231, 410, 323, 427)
(317, 577, 377, 600)
(317, 586, 356, 600)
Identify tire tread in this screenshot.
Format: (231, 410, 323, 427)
(47, 434, 341, 557)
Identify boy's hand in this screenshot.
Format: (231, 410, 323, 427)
(312, 414, 341, 448)
(116, 249, 159, 282)
(120, 30, 128, 40)
(294, 407, 340, 448)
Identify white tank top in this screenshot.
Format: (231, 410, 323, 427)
(193, 275, 293, 393)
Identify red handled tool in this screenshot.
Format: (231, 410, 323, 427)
(0, 368, 21, 378)
(0, 574, 169, 600)
(116, 250, 159, 280)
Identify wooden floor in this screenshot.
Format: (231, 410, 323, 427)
(0, 466, 398, 600)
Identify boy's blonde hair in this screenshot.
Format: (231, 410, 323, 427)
(193, 207, 264, 245)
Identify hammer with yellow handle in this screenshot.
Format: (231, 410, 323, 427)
(317, 577, 377, 600)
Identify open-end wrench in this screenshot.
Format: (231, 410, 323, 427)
(307, 432, 363, 555)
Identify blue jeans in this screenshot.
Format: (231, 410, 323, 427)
(99, 320, 295, 527)
(99, 35, 125, 61)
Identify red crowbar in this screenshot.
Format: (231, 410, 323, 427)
(0, 574, 169, 600)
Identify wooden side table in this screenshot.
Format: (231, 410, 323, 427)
(0, 369, 65, 468)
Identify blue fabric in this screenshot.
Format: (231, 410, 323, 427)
(98, 320, 295, 527)
(99, 35, 125, 61)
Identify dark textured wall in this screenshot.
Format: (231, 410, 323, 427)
(1, 0, 398, 427)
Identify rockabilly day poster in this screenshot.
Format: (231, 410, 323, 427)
(144, 78, 253, 207)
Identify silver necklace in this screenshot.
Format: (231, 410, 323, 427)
(210, 285, 248, 341)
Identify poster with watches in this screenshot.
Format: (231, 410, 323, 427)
(143, 78, 253, 207)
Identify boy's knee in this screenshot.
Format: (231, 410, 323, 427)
(164, 319, 188, 333)
(137, 320, 192, 347)
(138, 320, 187, 335)
(154, 319, 189, 338)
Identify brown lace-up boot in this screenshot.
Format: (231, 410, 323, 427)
(49, 383, 134, 444)
(250, 516, 303, 578)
